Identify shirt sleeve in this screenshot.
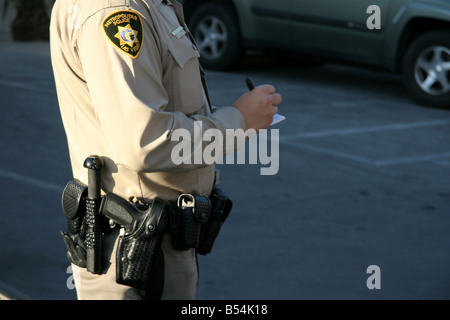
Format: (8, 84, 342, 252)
(75, 8, 246, 173)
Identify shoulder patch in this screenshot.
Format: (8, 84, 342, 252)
(102, 10, 144, 58)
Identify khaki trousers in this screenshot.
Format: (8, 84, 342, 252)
(72, 229, 198, 300)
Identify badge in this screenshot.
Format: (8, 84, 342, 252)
(102, 10, 144, 58)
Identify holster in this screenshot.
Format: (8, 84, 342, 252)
(100, 194, 168, 291)
(197, 187, 233, 255)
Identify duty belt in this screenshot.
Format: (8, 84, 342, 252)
(92, 191, 212, 249)
(60, 155, 233, 291)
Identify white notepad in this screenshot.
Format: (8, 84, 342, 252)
(271, 114, 286, 126)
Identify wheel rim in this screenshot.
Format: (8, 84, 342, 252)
(193, 16, 228, 60)
(414, 45, 450, 96)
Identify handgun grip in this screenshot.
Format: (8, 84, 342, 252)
(100, 193, 138, 231)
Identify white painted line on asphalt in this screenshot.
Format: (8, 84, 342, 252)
(0, 169, 63, 193)
(283, 140, 450, 167)
(283, 141, 375, 165)
(374, 152, 450, 167)
(0, 80, 55, 95)
(280, 119, 450, 166)
(436, 160, 450, 167)
(282, 120, 450, 140)
(0, 280, 33, 300)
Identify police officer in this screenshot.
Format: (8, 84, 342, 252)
(50, 0, 282, 300)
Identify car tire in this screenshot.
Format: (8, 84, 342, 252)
(188, 2, 242, 70)
(402, 30, 450, 108)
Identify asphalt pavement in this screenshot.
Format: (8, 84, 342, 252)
(0, 40, 449, 300)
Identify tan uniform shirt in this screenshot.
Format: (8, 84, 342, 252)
(50, 0, 246, 202)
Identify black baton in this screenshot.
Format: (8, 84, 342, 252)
(83, 155, 104, 274)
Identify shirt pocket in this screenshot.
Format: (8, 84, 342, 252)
(166, 30, 200, 69)
(166, 29, 205, 115)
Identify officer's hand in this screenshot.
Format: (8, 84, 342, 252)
(232, 85, 282, 132)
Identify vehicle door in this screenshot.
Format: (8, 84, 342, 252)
(242, 0, 292, 47)
(289, 0, 392, 65)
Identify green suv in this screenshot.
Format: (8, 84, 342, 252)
(180, 0, 450, 108)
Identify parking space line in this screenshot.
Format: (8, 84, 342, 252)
(282, 141, 450, 167)
(374, 152, 450, 167)
(0, 80, 55, 95)
(280, 119, 450, 166)
(437, 160, 450, 167)
(282, 141, 375, 165)
(282, 120, 450, 140)
(0, 169, 63, 193)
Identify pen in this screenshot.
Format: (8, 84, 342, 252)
(246, 76, 255, 91)
(246, 76, 285, 126)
